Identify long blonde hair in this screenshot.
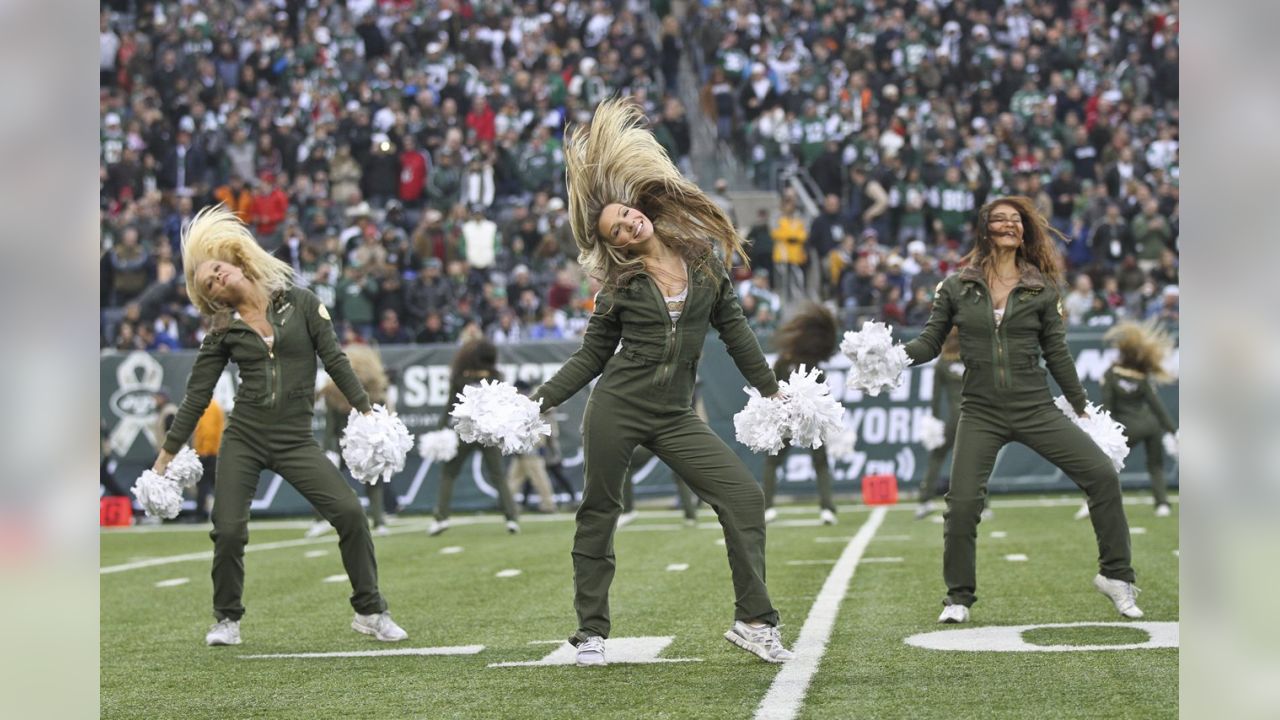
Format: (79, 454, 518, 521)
(564, 96, 744, 291)
(323, 344, 389, 411)
(1104, 319, 1175, 383)
(181, 204, 295, 321)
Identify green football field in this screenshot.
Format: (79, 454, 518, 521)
(100, 494, 1179, 719)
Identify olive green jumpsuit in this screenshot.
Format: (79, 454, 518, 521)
(919, 355, 964, 503)
(761, 360, 836, 515)
(163, 287, 388, 622)
(532, 258, 782, 643)
(904, 265, 1135, 609)
(434, 369, 518, 524)
(1101, 366, 1177, 507)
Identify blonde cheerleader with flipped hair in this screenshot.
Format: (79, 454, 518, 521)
(529, 97, 794, 666)
(1099, 320, 1178, 516)
(152, 205, 409, 647)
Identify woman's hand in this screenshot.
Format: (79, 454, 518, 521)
(152, 449, 175, 475)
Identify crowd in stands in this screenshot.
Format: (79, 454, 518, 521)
(101, 0, 1178, 353)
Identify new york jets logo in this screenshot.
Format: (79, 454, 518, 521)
(107, 351, 165, 454)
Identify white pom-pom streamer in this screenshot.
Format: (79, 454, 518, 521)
(340, 404, 414, 484)
(777, 366, 846, 449)
(450, 380, 551, 454)
(418, 429, 460, 463)
(840, 321, 912, 396)
(825, 427, 858, 462)
(1163, 431, 1179, 460)
(1054, 396, 1130, 472)
(166, 446, 204, 489)
(733, 388, 788, 454)
(733, 367, 847, 453)
(132, 470, 183, 519)
(919, 415, 948, 451)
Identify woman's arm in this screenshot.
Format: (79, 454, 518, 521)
(1141, 378, 1178, 433)
(903, 280, 955, 366)
(160, 333, 231, 457)
(302, 288, 372, 413)
(1039, 289, 1089, 415)
(531, 291, 622, 410)
(711, 269, 780, 397)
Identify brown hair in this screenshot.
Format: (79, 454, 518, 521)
(450, 338, 499, 383)
(323, 344, 389, 411)
(965, 195, 1066, 290)
(564, 96, 745, 292)
(1104, 320, 1175, 383)
(774, 303, 839, 368)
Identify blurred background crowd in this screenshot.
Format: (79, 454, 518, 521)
(100, 0, 1178, 351)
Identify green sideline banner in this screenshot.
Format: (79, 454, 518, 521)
(101, 330, 1177, 516)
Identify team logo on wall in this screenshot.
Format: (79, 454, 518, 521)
(106, 351, 165, 456)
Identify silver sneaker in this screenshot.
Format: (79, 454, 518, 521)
(505, 520, 521, 534)
(914, 501, 935, 520)
(616, 511, 639, 528)
(206, 619, 241, 646)
(937, 604, 970, 623)
(427, 519, 450, 536)
(304, 520, 332, 538)
(352, 611, 409, 641)
(1093, 574, 1144, 618)
(724, 621, 794, 663)
(576, 635, 606, 667)
(819, 509, 837, 526)
(763, 507, 778, 523)
(1154, 504, 1171, 518)
(1074, 502, 1091, 520)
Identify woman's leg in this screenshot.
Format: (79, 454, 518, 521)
(761, 444, 788, 508)
(482, 445, 516, 522)
(920, 417, 958, 504)
(942, 410, 1010, 607)
(811, 446, 836, 513)
(649, 411, 778, 627)
(1143, 435, 1168, 507)
(1013, 407, 1135, 584)
(570, 402, 644, 641)
(435, 444, 476, 521)
(275, 443, 386, 616)
(365, 483, 386, 528)
(209, 433, 267, 621)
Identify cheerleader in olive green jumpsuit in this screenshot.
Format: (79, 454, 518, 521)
(427, 338, 519, 536)
(151, 206, 407, 646)
(761, 303, 840, 525)
(1100, 320, 1178, 516)
(529, 98, 793, 666)
(902, 196, 1143, 623)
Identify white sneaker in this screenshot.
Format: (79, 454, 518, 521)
(937, 604, 970, 624)
(352, 611, 408, 641)
(304, 520, 331, 538)
(724, 621, 794, 663)
(373, 525, 390, 537)
(981, 508, 995, 521)
(1154, 504, 1171, 517)
(1093, 574, 1143, 618)
(819, 509, 837, 526)
(683, 517, 698, 528)
(616, 510, 639, 528)
(1074, 502, 1091, 520)
(576, 635, 606, 667)
(206, 619, 241, 646)
(505, 520, 521, 534)
(763, 507, 778, 523)
(427, 519, 450, 536)
(914, 501, 935, 520)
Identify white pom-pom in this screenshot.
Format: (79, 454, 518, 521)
(919, 415, 948, 451)
(1163, 431, 1179, 459)
(166, 446, 204, 489)
(418, 429, 460, 463)
(777, 366, 846, 449)
(132, 470, 183, 519)
(340, 404, 414, 484)
(1055, 396, 1130, 472)
(733, 388, 788, 454)
(450, 379, 551, 454)
(840, 321, 912, 396)
(826, 427, 858, 462)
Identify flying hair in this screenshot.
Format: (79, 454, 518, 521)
(181, 204, 295, 321)
(1104, 319, 1175, 383)
(564, 96, 745, 291)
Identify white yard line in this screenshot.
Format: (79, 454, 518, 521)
(240, 645, 485, 660)
(754, 506, 887, 720)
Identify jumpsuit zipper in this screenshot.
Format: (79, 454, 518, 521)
(645, 262, 690, 388)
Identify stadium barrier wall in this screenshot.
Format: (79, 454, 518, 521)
(101, 329, 1177, 516)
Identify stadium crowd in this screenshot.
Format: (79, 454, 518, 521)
(100, 0, 1178, 352)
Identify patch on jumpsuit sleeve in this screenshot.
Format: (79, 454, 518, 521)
(318, 303, 331, 320)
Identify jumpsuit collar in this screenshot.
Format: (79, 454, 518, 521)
(956, 262, 1046, 291)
